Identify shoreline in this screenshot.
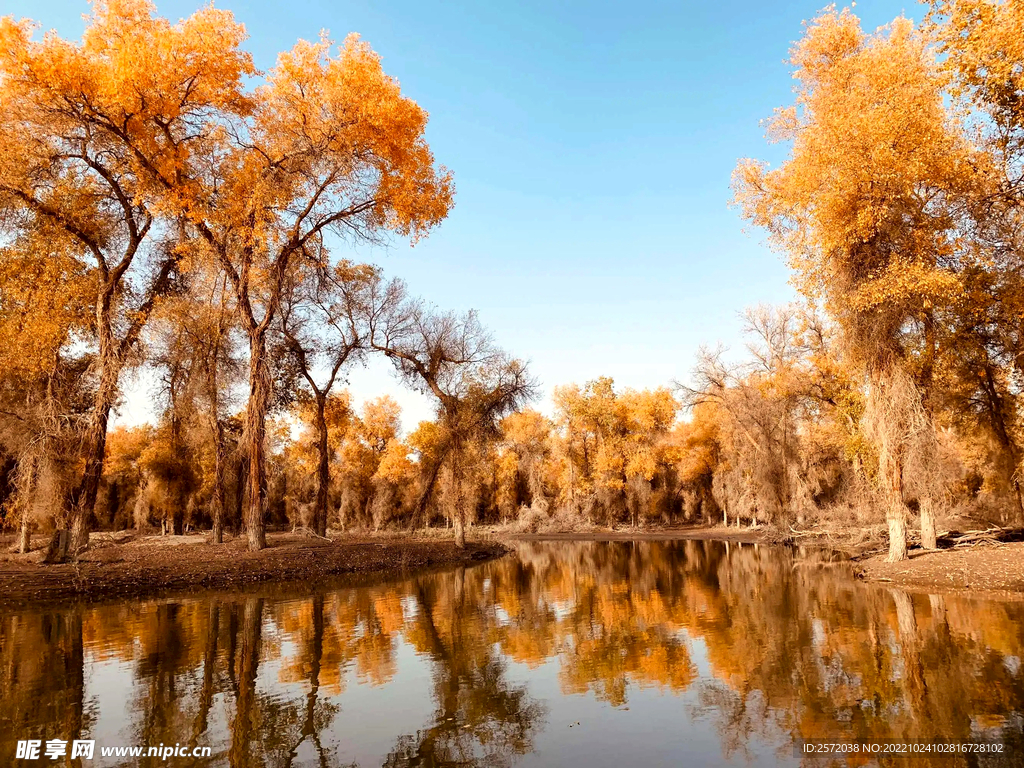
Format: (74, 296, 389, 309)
(504, 525, 763, 543)
(3, 525, 1022, 607)
(0, 525, 765, 608)
(852, 542, 1024, 594)
(0, 532, 508, 608)
(505, 524, 1024, 594)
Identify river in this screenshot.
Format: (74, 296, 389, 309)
(2, 540, 1022, 766)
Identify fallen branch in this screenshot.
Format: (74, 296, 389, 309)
(292, 526, 332, 541)
(788, 525, 833, 538)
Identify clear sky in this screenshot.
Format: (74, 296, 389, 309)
(7, 0, 927, 431)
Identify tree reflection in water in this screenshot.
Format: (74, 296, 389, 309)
(1, 540, 1022, 767)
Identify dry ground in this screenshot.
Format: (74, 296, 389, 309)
(0, 530, 507, 607)
(854, 541, 1024, 593)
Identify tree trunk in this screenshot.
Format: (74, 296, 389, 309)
(68, 330, 121, 555)
(172, 496, 186, 535)
(15, 454, 37, 554)
(451, 452, 466, 549)
(18, 513, 31, 554)
(68, 398, 114, 555)
(212, 421, 227, 544)
(453, 509, 466, 548)
(886, 507, 909, 562)
(243, 336, 270, 551)
(411, 457, 444, 531)
(207, 295, 228, 544)
(337, 493, 348, 533)
(881, 392, 909, 562)
(168, 414, 187, 536)
(133, 478, 150, 530)
(42, 530, 70, 564)
(919, 496, 937, 550)
(885, 442, 909, 562)
(233, 455, 247, 536)
(312, 395, 330, 538)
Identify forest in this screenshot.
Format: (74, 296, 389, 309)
(2, 0, 1024, 564)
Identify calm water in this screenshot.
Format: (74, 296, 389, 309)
(2, 540, 1023, 767)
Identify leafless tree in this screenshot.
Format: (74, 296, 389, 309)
(278, 262, 379, 536)
(369, 286, 535, 546)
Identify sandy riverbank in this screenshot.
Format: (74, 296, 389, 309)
(853, 541, 1024, 594)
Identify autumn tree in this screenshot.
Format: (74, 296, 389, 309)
(618, 386, 680, 526)
(330, 395, 414, 531)
(550, 383, 599, 520)
(358, 396, 415, 531)
(496, 409, 553, 521)
(0, 229, 93, 554)
(682, 309, 803, 526)
(178, 33, 453, 551)
(279, 263, 381, 536)
(1, 0, 453, 555)
(671, 403, 722, 523)
(164, 271, 241, 542)
(679, 306, 863, 528)
(734, 9, 981, 559)
(926, 0, 1024, 523)
(372, 297, 533, 547)
(0, 0, 260, 554)
(405, 418, 449, 527)
(929, 1, 1024, 155)
(148, 293, 226, 536)
(100, 425, 153, 529)
(136, 422, 201, 534)
(551, 378, 678, 526)
(285, 391, 352, 529)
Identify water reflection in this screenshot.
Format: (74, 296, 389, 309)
(2, 541, 1023, 766)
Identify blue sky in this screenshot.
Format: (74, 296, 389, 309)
(8, 0, 926, 429)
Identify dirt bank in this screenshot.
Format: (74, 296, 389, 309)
(14, 526, 1019, 606)
(854, 542, 1024, 593)
(0, 531, 508, 607)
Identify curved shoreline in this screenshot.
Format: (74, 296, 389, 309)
(0, 532, 508, 608)
(4, 527, 1022, 607)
